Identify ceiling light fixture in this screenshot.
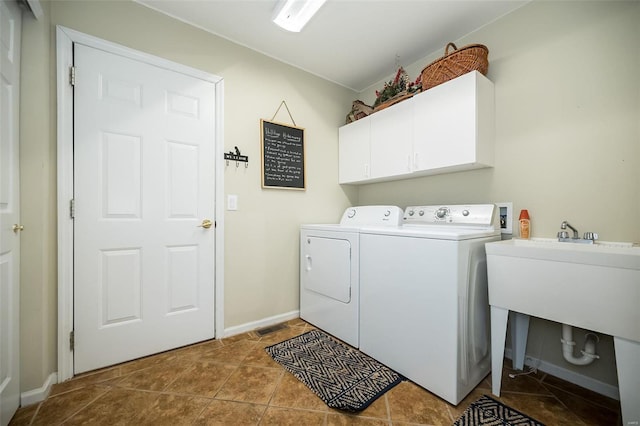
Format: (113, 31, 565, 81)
(272, 0, 327, 33)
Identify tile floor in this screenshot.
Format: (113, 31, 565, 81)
(10, 319, 621, 425)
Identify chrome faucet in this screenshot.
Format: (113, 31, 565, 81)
(560, 221, 579, 239)
(558, 221, 598, 244)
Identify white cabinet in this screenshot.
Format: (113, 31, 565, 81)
(338, 71, 494, 185)
(369, 99, 413, 180)
(338, 115, 370, 183)
(413, 71, 494, 173)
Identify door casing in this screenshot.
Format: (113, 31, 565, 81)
(56, 26, 225, 382)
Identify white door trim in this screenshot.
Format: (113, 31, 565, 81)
(56, 26, 225, 382)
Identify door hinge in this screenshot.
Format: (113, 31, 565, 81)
(70, 66, 76, 86)
(69, 330, 75, 351)
(70, 199, 75, 219)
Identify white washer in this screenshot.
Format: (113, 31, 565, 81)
(300, 206, 403, 347)
(359, 204, 500, 405)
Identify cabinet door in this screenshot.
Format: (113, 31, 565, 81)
(339, 117, 370, 183)
(413, 72, 478, 171)
(370, 100, 413, 179)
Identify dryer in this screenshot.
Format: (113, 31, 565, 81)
(300, 206, 403, 347)
(359, 204, 500, 405)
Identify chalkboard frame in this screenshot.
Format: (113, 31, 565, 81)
(260, 119, 306, 190)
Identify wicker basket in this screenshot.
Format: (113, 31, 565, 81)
(421, 43, 489, 91)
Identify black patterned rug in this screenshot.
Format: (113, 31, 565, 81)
(265, 329, 403, 412)
(454, 395, 545, 425)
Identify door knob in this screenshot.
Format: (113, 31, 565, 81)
(12, 224, 24, 233)
(197, 219, 213, 229)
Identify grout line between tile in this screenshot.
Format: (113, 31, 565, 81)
(191, 398, 215, 423)
(265, 369, 286, 408)
(59, 385, 111, 424)
(383, 393, 392, 423)
(212, 363, 241, 399)
(25, 402, 42, 426)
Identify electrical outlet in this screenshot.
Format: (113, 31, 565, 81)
(496, 202, 513, 234)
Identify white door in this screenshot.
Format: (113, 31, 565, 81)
(73, 44, 216, 373)
(0, 0, 21, 424)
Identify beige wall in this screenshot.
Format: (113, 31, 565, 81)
(19, 0, 356, 391)
(20, 0, 57, 395)
(357, 1, 640, 387)
(19, 0, 638, 394)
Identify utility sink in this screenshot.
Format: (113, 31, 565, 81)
(485, 237, 640, 425)
(486, 237, 640, 340)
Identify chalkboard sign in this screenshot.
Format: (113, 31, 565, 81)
(261, 119, 305, 190)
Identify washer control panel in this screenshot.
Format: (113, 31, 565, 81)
(340, 205, 403, 226)
(404, 204, 496, 226)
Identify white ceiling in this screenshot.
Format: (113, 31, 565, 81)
(135, 0, 529, 92)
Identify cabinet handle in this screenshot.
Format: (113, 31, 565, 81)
(364, 164, 370, 178)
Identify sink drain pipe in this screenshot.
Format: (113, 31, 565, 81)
(561, 324, 600, 365)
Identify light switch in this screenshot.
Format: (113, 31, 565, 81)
(227, 194, 238, 211)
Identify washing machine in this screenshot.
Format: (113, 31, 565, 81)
(359, 204, 500, 405)
(300, 206, 403, 347)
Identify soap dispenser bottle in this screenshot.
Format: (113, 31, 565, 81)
(519, 209, 530, 239)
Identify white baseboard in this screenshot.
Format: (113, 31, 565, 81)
(21, 372, 57, 407)
(504, 348, 619, 400)
(223, 310, 300, 338)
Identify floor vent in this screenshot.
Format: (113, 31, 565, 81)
(255, 323, 287, 337)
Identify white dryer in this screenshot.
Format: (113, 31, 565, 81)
(300, 206, 403, 347)
(359, 204, 500, 405)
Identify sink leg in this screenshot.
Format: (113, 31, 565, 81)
(510, 312, 530, 370)
(491, 306, 509, 397)
(613, 336, 640, 426)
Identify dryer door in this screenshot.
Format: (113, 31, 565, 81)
(302, 236, 351, 302)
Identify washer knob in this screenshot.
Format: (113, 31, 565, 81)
(436, 208, 448, 219)
(408, 210, 414, 216)
(462, 210, 470, 217)
(384, 210, 391, 217)
(347, 209, 356, 218)
(418, 210, 424, 216)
